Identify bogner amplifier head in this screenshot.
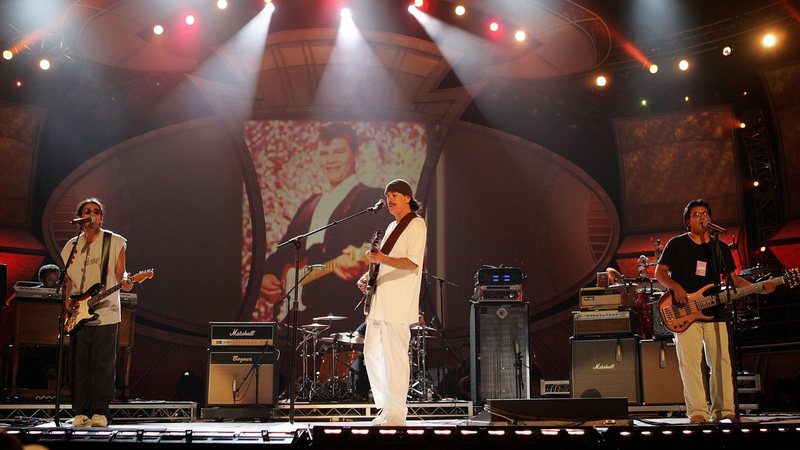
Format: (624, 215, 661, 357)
(579, 286, 632, 310)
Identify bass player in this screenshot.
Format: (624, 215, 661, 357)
(655, 199, 775, 424)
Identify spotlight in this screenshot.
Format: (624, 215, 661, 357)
(414, 0, 424, 7)
(649, 64, 658, 74)
(2, 49, 12, 60)
(515, 30, 526, 42)
(595, 75, 607, 87)
(184, 14, 196, 26)
(341, 8, 352, 18)
(722, 46, 732, 56)
(16, 80, 22, 87)
(488, 21, 500, 32)
(265, 1, 275, 13)
(217, 0, 228, 9)
(39, 59, 51, 70)
(153, 24, 164, 35)
(641, 99, 648, 107)
(739, 122, 746, 129)
(684, 96, 690, 102)
(760, 246, 766, 252)
(455, 5, 466, 16)
(678, 59, 689, 71)
(753, 181, 760, 187)
(762, 33, 777, 47)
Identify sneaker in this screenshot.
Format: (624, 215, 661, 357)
(89, 414, 108, 427)
(71, 414, 91, 427)
(371, 409, 387, 426)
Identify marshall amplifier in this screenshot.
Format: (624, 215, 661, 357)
(571, 337, 641, 404)
(579, 286, 632, 310)
(209, 322, 276, 348)
(476, 284, 523, 301)
(572, 309, 634, 337)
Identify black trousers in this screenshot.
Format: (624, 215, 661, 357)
(70, 323, 118, 417)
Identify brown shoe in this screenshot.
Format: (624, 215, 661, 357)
(689, 415, 706, 424)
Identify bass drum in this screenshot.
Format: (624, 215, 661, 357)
(317, 349, 361, 383)
(634, 290, 654, 339)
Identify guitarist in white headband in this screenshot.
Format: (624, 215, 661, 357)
(655, 199, 775, 424)
(358, 179, 426, 427)
(60, 198, 133, 427)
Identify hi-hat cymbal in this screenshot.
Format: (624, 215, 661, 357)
(318, 336, 335, 343)
(302, 323, 329, 330)
(314, 314, 347, 321)
(410, 324, 436, 332)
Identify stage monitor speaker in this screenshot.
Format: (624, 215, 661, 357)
(207, 350, 278, 406)
(483, 397, 630, 426)
(571, 337, 641, 404)
(640, 339, 685, 405)
(470, 302, 530, 404)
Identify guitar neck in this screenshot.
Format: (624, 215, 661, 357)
(698, 276, 786, 309)
(88, 284, 123, 308)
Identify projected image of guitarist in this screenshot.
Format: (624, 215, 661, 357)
(59, 198, 135, 428)
(655, 199, 777, 425)
(259, 123, 384, 326)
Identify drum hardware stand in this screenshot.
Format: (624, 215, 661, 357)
(294, 328, 322, 401)
(408, 328, 439, 401)
(422, 271, 460, 399)
(277, 201, 383, 422)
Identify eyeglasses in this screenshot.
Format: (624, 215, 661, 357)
(691, 211, 709, 218)
(81, 208, 102, 215)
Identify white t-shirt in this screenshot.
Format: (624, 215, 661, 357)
(61, 231, 126, 325)
(368, 216, 426, 325)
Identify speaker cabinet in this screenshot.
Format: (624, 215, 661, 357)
(570, 337, 641, 404)
(207, 350, 278, 406)
(470, 302, 530, 404)
(640, 339, 685, 405)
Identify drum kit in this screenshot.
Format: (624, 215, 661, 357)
(292, 313, 441, 402)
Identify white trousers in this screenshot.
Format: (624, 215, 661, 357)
(364, 319, 411, 421)
(674, 321, 735, 419)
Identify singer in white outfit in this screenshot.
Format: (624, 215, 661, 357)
(358, 179, 426, 426)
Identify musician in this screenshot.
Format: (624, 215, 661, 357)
(60, 198, 133, 427)
(259, 123, 384, 325)
(38, 264, 61, 288)
(655, 199, 775, 423)
(358, 179, 426, 426)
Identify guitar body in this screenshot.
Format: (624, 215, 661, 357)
(64, 283, 103, 334)
(657, 284, 716, 333)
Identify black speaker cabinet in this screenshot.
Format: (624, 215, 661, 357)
(470, 302, 530, 404)
(570, 337, 641, 404)
(207, 350, 278, 406)
(640, 339, 685, 405)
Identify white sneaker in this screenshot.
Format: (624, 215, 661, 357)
(71, 414, 91, 427)
(89, 414, 108, 427)
(370, 409, 387, 426)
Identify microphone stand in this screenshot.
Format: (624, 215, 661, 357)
(233, 344, 281, 408)
(422, 271, 459, 398)
(53, 226, 83, 426)
(708, 229, 741, 420)
(277, 202, 383, 423)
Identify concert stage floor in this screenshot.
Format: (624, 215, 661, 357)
(2, 401, 800, 449)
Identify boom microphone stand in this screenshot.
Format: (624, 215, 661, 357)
(53, 225, 83, 426)
(423, 271, 459, 397)
(277, 200, 384, 423)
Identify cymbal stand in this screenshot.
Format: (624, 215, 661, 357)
(295, 329, 317, 401)
(408, 330, 439, 401)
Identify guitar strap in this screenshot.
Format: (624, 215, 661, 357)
(376, 212, 418, 266)
(100, 231, 112, 288)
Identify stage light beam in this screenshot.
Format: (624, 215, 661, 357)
(649, 64, 658, 74)
(762, 33, 777, 47)
(2, 50, 12, 60)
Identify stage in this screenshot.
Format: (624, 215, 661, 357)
(2, 400, 800, 449)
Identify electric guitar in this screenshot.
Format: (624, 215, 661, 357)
(657, 268, 799, 333)
(64, 269, 154, 334)
(363, 229, 384, 316)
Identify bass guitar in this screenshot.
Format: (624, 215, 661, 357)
(363, 229, 384, 316)
(657, 268, 798, 333)
(64, 269, 154, 334)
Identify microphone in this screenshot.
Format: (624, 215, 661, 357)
(615, 341, 623, 362)
(232, 378, 237, 396)
(703, 221, 726, 234)
(514, 337, 520, 355)
(70, 216, 96, 225)
(369, 199, 385, 213)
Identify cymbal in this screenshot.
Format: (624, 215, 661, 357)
(740, 265, 776, 276)
(410, 324, 436, 332)
(302, 323, 329, 330)
(318, 336, 335, 343)
(333, 332, 365, 345)
(314, 314, 347, 321)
